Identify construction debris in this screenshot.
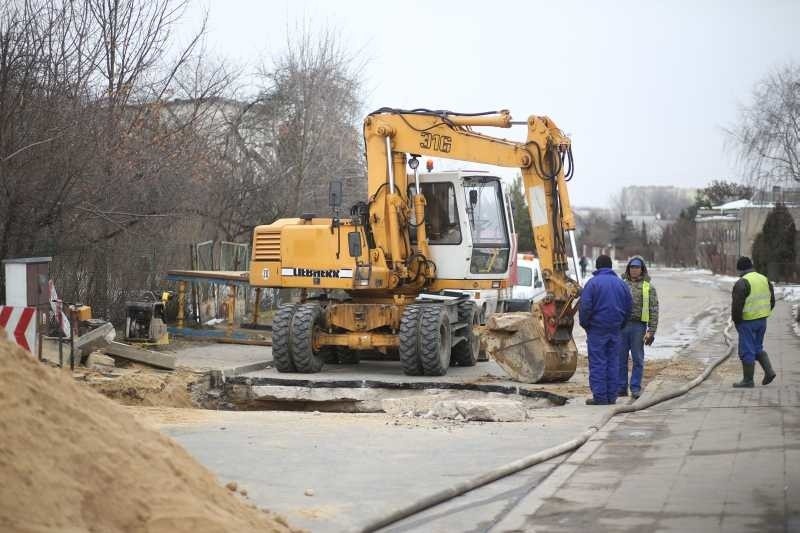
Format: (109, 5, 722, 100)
(104, 340, 176, 370)
(74, 322, 116, 356)
(85, 352, 115, 369)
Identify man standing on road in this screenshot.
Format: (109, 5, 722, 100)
(579, 256, 589, 278)
(618, 256, 659, 400)
(731, 256, 777, 388)
(579, 255, 633, 405)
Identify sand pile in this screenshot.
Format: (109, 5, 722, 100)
(83, 366, 200, 408)
(0, 333, 299, 533)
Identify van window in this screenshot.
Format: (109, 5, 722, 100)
(517, 266, 533, 287)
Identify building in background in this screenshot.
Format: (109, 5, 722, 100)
(695, 187, 800, 275)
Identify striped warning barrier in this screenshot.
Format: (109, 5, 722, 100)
(0, 306, 37, 353)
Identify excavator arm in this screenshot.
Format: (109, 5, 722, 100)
(363, 108, 580, 345)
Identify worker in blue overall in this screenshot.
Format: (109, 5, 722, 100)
(579, 255, 633, 405)
(731, 256, 776, 388)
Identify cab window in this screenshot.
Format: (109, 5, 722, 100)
(408, 183, 461, 245)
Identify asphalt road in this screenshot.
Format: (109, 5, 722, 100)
(155, 268, 736, 532)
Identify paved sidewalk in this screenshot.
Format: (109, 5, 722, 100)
(494, 301, 800, 533)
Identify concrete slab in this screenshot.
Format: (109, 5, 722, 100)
(173, 343, 270, 371)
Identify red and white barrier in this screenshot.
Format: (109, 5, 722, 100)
(0, 306, 37, 353)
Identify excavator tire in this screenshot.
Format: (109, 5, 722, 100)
(451, 301, 479, 367)
(289, 303, 326, 373)
(272, 304, 298, 372)
(398, 305, 424, 376)
(419, 305, 452, 376)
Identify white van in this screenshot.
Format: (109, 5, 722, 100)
(512, 254, 545, 301)
(497, 254, 545, 312)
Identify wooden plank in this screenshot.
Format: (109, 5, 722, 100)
(103, 341, 176, 370)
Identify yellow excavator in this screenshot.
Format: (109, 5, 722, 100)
(248, 108, 581, 382)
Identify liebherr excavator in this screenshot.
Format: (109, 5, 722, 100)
(247, 108, 581, 382)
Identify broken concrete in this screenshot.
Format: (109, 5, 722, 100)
(86, 352, 115, 369)
(104, 341, 176, 370)
(221, 382, 557, 419)
(382, 396, 528, 422)
(74, 322, 115, 356)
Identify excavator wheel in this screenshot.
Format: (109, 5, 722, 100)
(398, 305, 424, 376)
(419, 305, 452, 376)
(271, 304, 298, 372)
(451, 301, 479, 367)
(289, 303, 326, 373)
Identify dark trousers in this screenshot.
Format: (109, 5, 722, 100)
(587, 330, 621, 404)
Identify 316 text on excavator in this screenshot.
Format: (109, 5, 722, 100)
(419, 132, 452, 153)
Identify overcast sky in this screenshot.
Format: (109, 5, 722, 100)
(180, 0, 799, 207)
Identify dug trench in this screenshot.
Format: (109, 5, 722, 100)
(79, 352, 709, 423)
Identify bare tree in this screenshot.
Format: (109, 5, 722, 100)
(212, 24, 365, 241)
(728, 63, 800, 188)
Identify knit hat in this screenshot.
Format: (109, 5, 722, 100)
(736, 256, 753, 272)
(629, 258, 644, 267)
(595, 255, 613, 269)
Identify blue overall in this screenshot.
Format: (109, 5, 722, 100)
(619, 321, 647, 395)
(736, 318, 767, 364)
(579, 268, 633, 404)
(586, 332, 622, 404)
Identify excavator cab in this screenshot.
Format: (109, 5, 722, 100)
(408, 171, 512, 283)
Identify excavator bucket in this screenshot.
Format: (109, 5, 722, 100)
(480, 309, 577, 383)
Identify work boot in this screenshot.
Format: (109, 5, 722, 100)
(756, 351, 777, 385)
(732, 362, 755, 388)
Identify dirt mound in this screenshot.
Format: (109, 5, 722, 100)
(0, 333, 299, 533)
(82, 366, 200, 408)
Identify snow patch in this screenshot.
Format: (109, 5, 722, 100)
(646, 304, 729, 360)
(776, 285, 800, 303)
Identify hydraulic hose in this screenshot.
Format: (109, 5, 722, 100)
(356, 321, 736, 533)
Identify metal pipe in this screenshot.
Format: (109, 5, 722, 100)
(568, 230, 581, 284)
(414, 165, 420, 195)
(385, 136, 395, 194)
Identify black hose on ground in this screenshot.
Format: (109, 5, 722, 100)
(356, 321, 736, 533)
